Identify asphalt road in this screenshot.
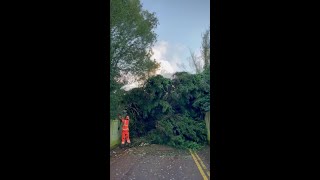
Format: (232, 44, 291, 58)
(110, 144, 210, 180)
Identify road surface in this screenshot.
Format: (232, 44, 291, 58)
(110, 144, 210, 180)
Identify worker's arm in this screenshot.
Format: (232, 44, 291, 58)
(118, 114, 122, 121)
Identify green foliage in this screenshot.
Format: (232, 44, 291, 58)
(110, 0, 159, 120)
(110, 0, 159, 81)
(147, 114, 207, 150)
(110, 88, 126, 120)
(122, 70, 210, 149)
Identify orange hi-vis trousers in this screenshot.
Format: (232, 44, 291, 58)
(121, 119, 130, 144)
(121, 130, 130, 144)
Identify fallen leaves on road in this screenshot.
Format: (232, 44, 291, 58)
(139, 142, 149, 146)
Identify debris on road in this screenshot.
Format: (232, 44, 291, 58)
(139, 142, 149, 146)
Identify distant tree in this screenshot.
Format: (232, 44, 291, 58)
(201, 27, 210, 71)
(188, 48, 203, 74)
(188, 27, 210, 74)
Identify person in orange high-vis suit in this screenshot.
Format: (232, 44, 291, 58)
(118, 114, 131, 146)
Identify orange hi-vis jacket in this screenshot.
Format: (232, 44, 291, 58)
(121, 117, 130, 144)
(121, 118, 129, 131)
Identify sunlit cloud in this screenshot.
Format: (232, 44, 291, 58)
(151, 40, 191, 75)
(122, 40, 193, 91)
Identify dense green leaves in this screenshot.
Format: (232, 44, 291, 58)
(147, 114, 207, 149)
(110, 0, 160, 120)
(122, 70, 210, 149)
(111, 0, 159, 80)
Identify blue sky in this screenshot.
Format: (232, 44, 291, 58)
(141, 0, 210, 74)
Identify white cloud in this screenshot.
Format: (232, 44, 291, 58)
(121, 40, 192, 91)
(151, 40, 190, 75)
(152, 41, 168, 61)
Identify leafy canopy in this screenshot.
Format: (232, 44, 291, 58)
(110, 0, 160, 119)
